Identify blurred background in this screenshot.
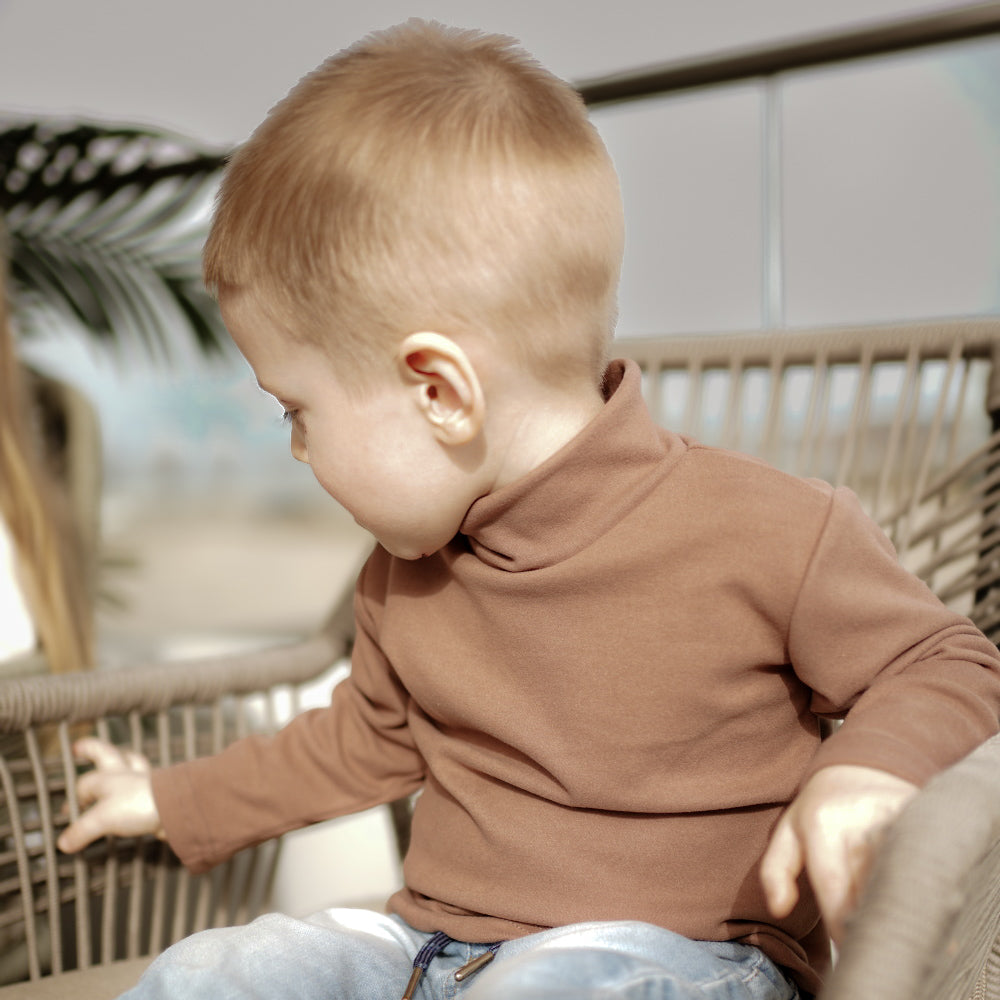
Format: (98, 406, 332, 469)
(2, 0, 999, 911)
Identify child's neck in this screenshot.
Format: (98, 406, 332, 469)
(488, 378, 606, 492)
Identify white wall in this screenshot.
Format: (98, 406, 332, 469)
(0, 0, 967, 145)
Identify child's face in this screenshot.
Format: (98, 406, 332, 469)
(220, 292, 483, 560)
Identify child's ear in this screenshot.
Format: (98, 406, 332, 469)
(397, 332, 485, 445)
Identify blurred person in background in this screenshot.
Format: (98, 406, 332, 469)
(0, 221, 93, 676)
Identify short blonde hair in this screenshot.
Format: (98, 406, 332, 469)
(203, 19, 624, 385)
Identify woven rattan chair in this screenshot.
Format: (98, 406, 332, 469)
(1, 318, 1000, 998)
(0, 595, 358, 998)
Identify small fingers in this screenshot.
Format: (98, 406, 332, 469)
(73, 738, 128, 771)
(121, 749, 151, 774)
(808, 825, 883, 943)
(73, 739, 150, 778)
(760, 816, 804, 918)
(57, 805, 108, 854)
(769, 767, 919, 943)
(58, 770, 161, 853)
(61, 741, 158, 855)
(74, 768, 105, 810)
(802, 832, 852, 942)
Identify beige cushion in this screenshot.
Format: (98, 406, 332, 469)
(0, 959, 152, 999)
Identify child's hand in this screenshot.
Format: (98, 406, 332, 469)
(57, 738, 164, 853)
(759, 764, 918, 943)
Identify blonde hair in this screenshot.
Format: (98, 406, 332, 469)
(204, 19, 624, 385)
(0, 229, 93, 674)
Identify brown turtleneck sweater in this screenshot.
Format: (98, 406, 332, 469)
(153, 360, 1000, 995)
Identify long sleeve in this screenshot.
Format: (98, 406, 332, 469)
(788, 486, 1000, 785)
(153, 555, 426, 874)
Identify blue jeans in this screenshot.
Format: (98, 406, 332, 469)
(120, 908, 801, 1000)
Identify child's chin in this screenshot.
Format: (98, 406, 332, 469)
(380, 539, 434, 561)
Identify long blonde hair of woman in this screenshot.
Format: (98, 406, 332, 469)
(0, 230, 93, 674)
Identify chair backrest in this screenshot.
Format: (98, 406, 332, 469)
(0, 616, 351, 984)
(616, 318, 1000, 640)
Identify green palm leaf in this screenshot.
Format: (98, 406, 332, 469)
(1, 118, 229, 361)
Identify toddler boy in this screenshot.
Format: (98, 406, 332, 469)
(59, 20, 1000, 1000)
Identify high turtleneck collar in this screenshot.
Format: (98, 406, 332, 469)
(458, 359, 685, 571)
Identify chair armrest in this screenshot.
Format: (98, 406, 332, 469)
(0, 598, 356, 982)
(820, 734, 1000, 1000)
(0, 627, 349, 734)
